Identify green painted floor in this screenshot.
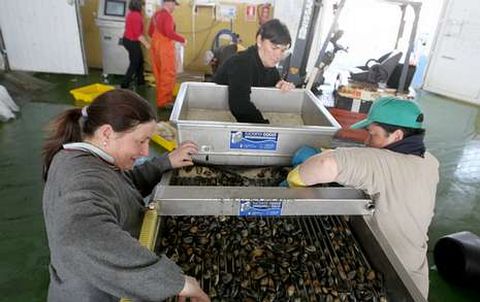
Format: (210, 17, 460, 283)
(0, 70, 478, 302)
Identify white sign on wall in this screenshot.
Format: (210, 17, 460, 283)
(217, 5, 237, 21)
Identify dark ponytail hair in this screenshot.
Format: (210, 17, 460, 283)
(43, 89, 156, 180)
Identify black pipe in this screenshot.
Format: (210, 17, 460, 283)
(434, 231, 480, 288)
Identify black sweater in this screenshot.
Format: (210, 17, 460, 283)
(213, 46, 281, 123)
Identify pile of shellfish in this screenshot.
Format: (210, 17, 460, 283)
(157, 166, 386, 301)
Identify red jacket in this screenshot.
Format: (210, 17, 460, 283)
(148, 9, 185, 43)
(123, 10, 143, 41)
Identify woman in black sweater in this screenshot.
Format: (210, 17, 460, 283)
(213, 19, 295, 123)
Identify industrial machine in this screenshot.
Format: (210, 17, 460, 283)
(284, 0, 422, 93)
(125, 82, 427, 301)
(147, 164, 425, 301)
(282, 0, 348, 90)
(284, 0, 323, 86)
(350, 50, 403, 84)
(96, 0, 130, 76)
(205, 29, 241, 76)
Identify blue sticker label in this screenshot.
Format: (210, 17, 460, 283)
(230, 131, 278, 151)
(239, 200, 283, 217)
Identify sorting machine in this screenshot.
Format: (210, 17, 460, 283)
(140, 83, 425, 301)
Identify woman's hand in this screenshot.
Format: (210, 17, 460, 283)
(275, 80, 295, 92)
(139, 35, 151, 49)
(168, 141, 198, 168)
(177, 275, 210, 302)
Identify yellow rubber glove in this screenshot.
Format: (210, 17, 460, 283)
(287, 166, 307, 187)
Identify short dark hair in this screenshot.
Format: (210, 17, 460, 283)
(256, 19, 291, 46)
(129, 0, 142, 12)
(375, 122, 425, 138)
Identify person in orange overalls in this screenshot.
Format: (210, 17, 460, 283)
(148, 0, 186, 108)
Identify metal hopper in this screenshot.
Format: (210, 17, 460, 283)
(169, 82, 341, 166)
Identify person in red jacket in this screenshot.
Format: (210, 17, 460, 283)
(121, 0, 150, 89)
(148, 0, 186, 108)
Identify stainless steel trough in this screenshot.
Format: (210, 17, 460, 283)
(151, 166, 425, 301)
(170, 82, 341, 166)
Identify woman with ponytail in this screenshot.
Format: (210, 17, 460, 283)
(42, 89, 209, 302)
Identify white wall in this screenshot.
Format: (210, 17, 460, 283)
(423, 0, 480, 105)
(0, 0, 86, 74)
(273, 0, 302, 41)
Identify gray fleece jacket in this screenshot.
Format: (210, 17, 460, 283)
(42, 143, 185, 302)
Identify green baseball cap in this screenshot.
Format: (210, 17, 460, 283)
(350, 96, 424, 129)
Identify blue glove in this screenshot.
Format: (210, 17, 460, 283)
(291, 145, 320, 166)
(278, 179, 289, 187)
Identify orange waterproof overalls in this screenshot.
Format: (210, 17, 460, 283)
(150, 15, 176, 107)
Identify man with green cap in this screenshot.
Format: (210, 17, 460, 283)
(286, 96, 439, 299)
